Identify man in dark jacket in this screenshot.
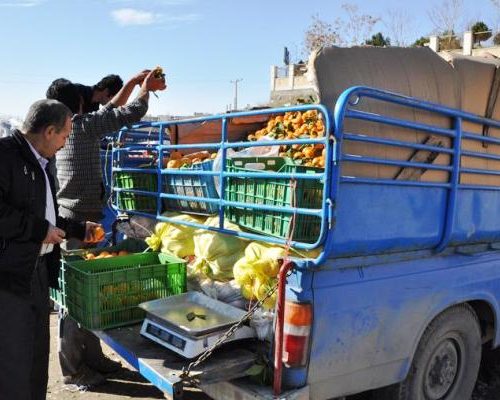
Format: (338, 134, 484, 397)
(0, 99, 99, 400)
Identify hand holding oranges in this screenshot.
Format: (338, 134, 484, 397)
(145, 66, 167, 92)
(84, 222, 105, 244)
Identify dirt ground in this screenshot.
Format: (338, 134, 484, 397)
(46, 312, 210, 400)
(46, 311, 500, 400)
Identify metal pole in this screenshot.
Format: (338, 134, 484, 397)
(230, 79, 243, 111)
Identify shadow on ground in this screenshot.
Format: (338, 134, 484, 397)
(86, 368, 165, 398)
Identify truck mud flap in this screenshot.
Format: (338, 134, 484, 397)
(95, 325, 259, 399)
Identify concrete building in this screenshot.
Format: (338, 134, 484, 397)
(269, 63, 317, 107)
(429, 31, 500, 58)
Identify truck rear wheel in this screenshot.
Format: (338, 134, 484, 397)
(374, 304, 481, 400)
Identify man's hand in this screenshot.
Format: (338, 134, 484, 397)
(84, 222, 105, 243)
(111, 69, 153, 107)
(132, 69, 151, 86)
(142, 68, 167, 92)
(43, 224, 66, 244)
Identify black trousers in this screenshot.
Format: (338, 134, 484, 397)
(0, 257, 50, 400)
(59, 238, 106, 377)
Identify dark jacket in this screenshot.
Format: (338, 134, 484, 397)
(0, 130, 85, 294)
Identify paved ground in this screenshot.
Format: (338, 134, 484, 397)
(46, 311, 500, 400)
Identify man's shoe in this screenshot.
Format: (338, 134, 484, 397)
(63, 365, 106, 388)
(87, 357, 122, 374)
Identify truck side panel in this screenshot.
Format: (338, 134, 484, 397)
(331, 184, 446, 256)
(307, 250, 500, 399)
(331, 184, 500, 258)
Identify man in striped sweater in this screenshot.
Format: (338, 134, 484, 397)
(46, 68, 166, 388)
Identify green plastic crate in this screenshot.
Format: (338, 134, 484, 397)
(49, 258, 66, 308)
(50, 239, 149, 310)
(114, 171, 158, 212)
(63, 252, 186, 330)
(225, 157, 323, 243)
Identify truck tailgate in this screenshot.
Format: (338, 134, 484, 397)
(95, 324, 259, 398)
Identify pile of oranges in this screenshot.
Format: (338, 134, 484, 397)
(247, 110, 326, 168)
(84, 250, 129, 260)
(162, 150, 217, 169)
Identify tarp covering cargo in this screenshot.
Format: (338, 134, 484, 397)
(305, 47, 500, 257)
(446, 54, 500, 186)
(309, 46, 500, 185)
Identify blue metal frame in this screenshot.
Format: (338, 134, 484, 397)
(111, 104, 334, 250)
(314, 86, 500, 264)
(112, 86, 500, 265)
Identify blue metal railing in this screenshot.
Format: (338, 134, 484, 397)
(111, 105, 334, 251)
(314, 86, 500, 264)
(111, 86, 500, 264)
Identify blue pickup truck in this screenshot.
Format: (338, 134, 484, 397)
(95, 76, 500, 400)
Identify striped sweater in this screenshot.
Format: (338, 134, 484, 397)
(56, 98, 148, 221)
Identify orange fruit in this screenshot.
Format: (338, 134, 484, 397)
(93, 226, 105, 242)
(170, 151, 182, 160)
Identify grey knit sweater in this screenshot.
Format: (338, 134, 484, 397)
(56, 98, 148, 221)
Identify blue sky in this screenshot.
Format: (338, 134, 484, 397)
(0, 0, 497, 119)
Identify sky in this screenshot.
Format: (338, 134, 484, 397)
(0, 0, 498, 119)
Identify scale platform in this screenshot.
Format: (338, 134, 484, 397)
(139, 291, 256, 359)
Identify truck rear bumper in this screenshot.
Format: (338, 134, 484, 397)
(202, 380, 310, 400)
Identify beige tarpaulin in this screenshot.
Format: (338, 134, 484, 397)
(309, 46, 500, 185)
(446, 54, 500, 185)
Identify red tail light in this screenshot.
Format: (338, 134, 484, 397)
(282, 301, 312, 367)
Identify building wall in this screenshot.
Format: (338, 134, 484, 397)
(269, 88, 317, 107)
(472, 46, 500, 57)
(440, 46, 500, 58)
(270, 63, 316, 106)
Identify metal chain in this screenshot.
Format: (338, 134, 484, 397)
(180, 178, 297, 384)
(179, 278, 281, 384)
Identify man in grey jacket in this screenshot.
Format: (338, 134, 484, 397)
(46, 68, 166, 387)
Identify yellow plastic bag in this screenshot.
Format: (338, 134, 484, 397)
(233, 242, 320, 310)
(232, 243, 288, 309)
(145, 213, 206, 258)
(191, 217, 247, 281)
(144, 222, 168, 251)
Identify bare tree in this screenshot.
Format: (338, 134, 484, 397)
(428, 0, 464, 35)
(333, 3, 380, 46)
(383, 8, 413, 47)
(303, 14, 339, 55)
(301, 3, 380, 57)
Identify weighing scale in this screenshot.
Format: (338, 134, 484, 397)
(139, 292, 256, 359)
